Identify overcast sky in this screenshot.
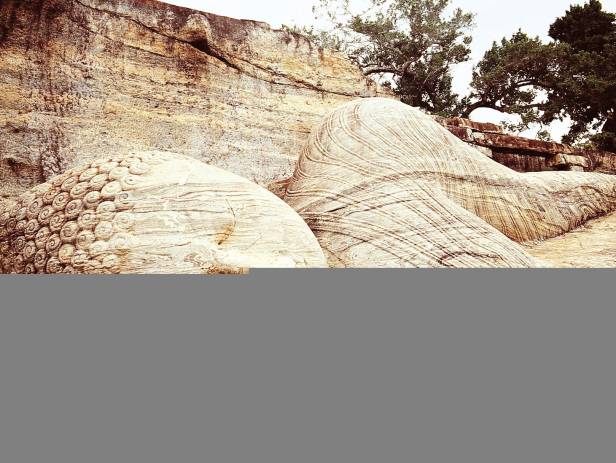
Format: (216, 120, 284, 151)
(161, 0, 616, 140)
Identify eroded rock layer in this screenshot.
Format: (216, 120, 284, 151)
(437, 116, 616, 174)
(0, 152, 327, 274)
(284, 98, 616, 268)
(0, 0, 378, 206)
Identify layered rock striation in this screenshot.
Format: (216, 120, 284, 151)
(284, 99, 616, 268)
(437, 117, 616, 174)
(0, 0, 379, 207)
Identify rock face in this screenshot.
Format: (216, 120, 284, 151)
(0, 151, 327, 274)
(284, 98, 616, 268)
(0, 0, 379, 207)
(524, 212, 616, 268)
(437, 117, 616, 174)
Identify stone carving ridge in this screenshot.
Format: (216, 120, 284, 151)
(284, 98, 616, 268)
(1, 152, 326, 274)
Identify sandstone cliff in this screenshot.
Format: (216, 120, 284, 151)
(0, 0, 379, 207)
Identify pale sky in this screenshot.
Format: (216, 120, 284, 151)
(161, 0, 616, 140)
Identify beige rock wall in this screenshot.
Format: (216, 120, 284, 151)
(0, 0, 379, 207)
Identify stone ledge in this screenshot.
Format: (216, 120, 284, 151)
(437, 116, 616, 174)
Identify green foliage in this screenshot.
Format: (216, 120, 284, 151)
(536, 129, 553, 142)
(549, 0, 614, 52)
(549, 1, 616, 150)
(310, 0, 475, 116)
(280, 24, 346, 51)
(466, 0, 616, 151)
(460, 31, 560, 122)
(307, 0, 616, 151)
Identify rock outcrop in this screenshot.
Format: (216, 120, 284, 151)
(284, 99, 616, 268)
(0, 0, 379, 207)
(0, 151, 327, 274)
(437, 117, 616, 174)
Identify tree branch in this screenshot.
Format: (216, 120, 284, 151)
(362, 59, 419, 77)
(363, 67, 400, 76)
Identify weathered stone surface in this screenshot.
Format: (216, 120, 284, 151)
(477, 132, 579, 156)
(492, 152, 551, 173)
(547, 153, 590, 171)
(0, 151, 327, 274)
(284, 98, 616, 268)
(437, 116, 616, 174)
(472, 145, 493, 159)
(525, 211, 616, 268)
(0, 0, 380, 207)
(268, 178, 292, 199)
(435, 116, 504, 134)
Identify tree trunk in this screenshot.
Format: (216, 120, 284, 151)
(599, 114, 616, 153)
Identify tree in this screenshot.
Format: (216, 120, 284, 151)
(465, 0, 616, 151)
(309, 0, 475, 116)
(547, 0, 616, 150)
(459, 32, 559, 124)
(549, 0, 615, 52)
